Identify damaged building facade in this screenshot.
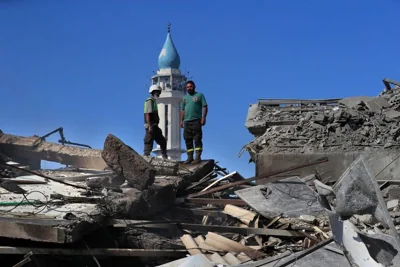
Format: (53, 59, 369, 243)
(245, 78, 400, 184)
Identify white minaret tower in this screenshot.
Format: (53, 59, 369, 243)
(151, 23, 187, 161)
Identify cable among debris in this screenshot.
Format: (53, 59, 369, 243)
(273, 237, 334, 267)
(0, 162, 94, 191)
(83, 240, 101, 267)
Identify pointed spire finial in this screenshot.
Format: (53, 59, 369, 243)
(167, 22, 171, 33)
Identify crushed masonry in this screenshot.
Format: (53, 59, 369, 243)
(245, 80, 400, 155)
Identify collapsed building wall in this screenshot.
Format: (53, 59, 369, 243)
(244, 79, 400, 183)
(0, 131, 108, 170)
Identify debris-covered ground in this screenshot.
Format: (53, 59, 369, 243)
(2, 79, 400, 266)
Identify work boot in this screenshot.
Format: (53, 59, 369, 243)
(192, 151, 202, 164)
(161, 152, 168, 160)
(183, 152, 194, 164)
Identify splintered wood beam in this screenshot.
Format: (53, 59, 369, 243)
(111, 220, 302, 237)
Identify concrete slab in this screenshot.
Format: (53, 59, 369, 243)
(366, 97, 391, 113)
(339, 96, 373, 109)
(0, 171, 106, 243)
(235, 177, 325, 219)
(0, 133, 107, 170)
(384, 109, 400, 120)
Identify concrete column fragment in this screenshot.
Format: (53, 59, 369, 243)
(101, 134, 156, 190)
(0, 132, 108, 170)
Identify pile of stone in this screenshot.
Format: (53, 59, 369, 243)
(246, 85, 400, 154)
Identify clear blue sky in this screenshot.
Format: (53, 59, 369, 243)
(1, 1, 400, 178)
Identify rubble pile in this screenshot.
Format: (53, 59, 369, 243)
(246, 85, 400, 154)
(0, 130, 348, 266)
(3, 79, 400, 266)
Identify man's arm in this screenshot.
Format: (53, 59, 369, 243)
(145, 113, 152, 126)
(180, 98, 185, 128)
(203, 106, 208, 119)
(180, 110, 185, 128)
(201, 94, 208, 126)
(144, 99, 154, 130)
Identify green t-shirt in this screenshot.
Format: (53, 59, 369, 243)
(181, 92, 207, 122)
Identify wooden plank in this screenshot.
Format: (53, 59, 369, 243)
(170, 207, 228, 219)
(111, 220, 301, 237)
(0, 246, 187, 257)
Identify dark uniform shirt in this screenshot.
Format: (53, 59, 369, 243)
(144, 96, 159, 125)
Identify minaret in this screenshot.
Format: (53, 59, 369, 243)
(151, 23, 187, 161)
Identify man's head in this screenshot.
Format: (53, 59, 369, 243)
(149, 85, 162, 98)
(185, 80, 196, 95)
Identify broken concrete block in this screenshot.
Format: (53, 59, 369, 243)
(354, 214, 377, 224)
(384, 109, 400, 120)
(86, 175, 125, 189)
(299, 215, 316, 223)
(101, 134, 156, 190)
(339, 96, 373, 110)
(389, 188, 400, 200)
(304, 112, 313, 121)
(390, 211, 400, 218)
(143, 157, 181, 176)
(313, 114, 325, 122)
(387, 199, 399, 211)
(366, 97, 390, 113)
(114, 185, 175, 219)
(0, 133, 108, 170)
(334, 157, 391, 228)
(310, 122, 324, 129)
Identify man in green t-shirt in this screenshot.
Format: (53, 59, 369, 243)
(180, 80, 208, 164)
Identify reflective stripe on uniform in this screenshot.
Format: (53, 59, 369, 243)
(195, 147, 202, 151)
(187, 149, 194, 152)
(144, 97, 158, 113)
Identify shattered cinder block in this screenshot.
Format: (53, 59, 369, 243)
(389, 188, 400, 200)
(86, 174, 125, 189)
(101, 134, 156, 190)
(354, 214, 377, 224)
(113, 185, 175, 219)
(387, 199, 399, 211)
(299, 215, 316, 223)
(384, 109, 400, 120)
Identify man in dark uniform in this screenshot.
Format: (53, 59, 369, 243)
(144, 85, 168, 159)
(180, 80, 208, 164)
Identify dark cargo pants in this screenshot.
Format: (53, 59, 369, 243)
(144, 124, 167, 156)
(183, 119, 203, 153)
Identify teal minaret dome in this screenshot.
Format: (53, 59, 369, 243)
(158, 23, 181, 70)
